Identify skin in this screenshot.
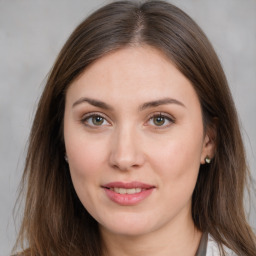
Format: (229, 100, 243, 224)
(64, 46, 215, 256)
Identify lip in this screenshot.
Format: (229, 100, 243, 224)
(102, 181, 155, 206)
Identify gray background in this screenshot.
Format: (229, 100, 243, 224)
(0, 0, 255, 255)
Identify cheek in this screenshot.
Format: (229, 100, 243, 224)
(65, 136, 109, 212)
(67, 138, 107, 179)
(64, 117, 109, 182)
(149, 134, 203, 213)
(147, 125, 204, 188)
(152, 136, 202, 171)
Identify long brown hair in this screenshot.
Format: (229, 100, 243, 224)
(14, 1, 255, 255)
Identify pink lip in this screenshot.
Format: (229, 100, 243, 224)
(102, 182, 155, 206)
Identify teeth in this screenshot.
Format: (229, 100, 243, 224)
(135, 188, 141, 193)
(111, 187, 142, 194)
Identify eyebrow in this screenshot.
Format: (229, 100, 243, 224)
(72, 97, 113, 110)
(139, 97, 186, 111)
(72, 97, 185, 110)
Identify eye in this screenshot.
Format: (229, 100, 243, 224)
(147, 113, 174, 128)
(81, 113, 110, 127)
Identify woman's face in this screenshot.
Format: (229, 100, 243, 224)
(64, 46, 214, 237)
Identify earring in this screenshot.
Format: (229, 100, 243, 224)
(205, 156, 211, 164)
(64, 155, 69, 163)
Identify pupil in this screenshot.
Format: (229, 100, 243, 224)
(93, 116, 103, 125)
(154, 116, 164, 126)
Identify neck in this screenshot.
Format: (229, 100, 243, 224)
(100, 211, 202, 256)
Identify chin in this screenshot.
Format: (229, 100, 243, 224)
(101, 223, 153, 237)
(97, 212, 158, 237)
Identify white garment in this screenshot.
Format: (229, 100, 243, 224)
(206, 234, 237, 256)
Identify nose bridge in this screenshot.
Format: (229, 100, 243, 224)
(109, 123, 144, 170)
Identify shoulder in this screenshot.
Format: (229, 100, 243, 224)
(206, 234, 237, 256)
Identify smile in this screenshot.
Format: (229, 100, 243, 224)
(109, 187, 144, 194)
(102, 182, 155, 205)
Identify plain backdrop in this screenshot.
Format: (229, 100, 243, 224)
(0, 0, 255, 255)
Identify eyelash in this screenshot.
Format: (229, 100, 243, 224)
(81, 112, 175, 129)
(81, 112, 111, 128)
(147, 112, 175, 128)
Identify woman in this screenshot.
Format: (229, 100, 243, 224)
(13, 1, 256, 255)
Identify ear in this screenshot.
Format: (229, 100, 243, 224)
(200, 118, 218, 164)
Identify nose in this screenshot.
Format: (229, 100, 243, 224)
(109, 125, 145, 171)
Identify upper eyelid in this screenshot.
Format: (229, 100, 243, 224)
(81, 111, 110, 120)
(80, 111, 175, 125)
(145, 113, 176, 129)
(81, 112, 112, 125)
(147, 112, 175, 121)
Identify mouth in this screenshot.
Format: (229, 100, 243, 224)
(108, 187, 145, 194)
(102, 182, 155, 205)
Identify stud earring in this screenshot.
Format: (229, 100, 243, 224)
(205, 156, 211, 164)
(64, 155, 69, 163)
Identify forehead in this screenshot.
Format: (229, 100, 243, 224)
(66, 46, 199, 109)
